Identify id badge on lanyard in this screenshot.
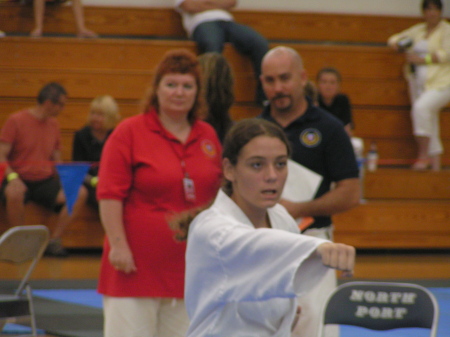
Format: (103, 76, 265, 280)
(183, 175, 196, 202)
(169, 137, 197, 202)
(181, 158, 196, 202)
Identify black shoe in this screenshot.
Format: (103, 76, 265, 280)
(45, 238, 69, 258)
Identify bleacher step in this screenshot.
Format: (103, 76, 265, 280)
(363, 168, 450, 199)
(334, 199, 450, 249)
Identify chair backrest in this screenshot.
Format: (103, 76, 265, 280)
(318, 281, 439, 337)
(0, 225, 49, 294)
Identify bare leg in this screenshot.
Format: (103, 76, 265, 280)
(71, 0, 98, 38)
(51, 185, 88, 239)
(45, 185, 88, 257)
(31, 0, 45, 37)
(430, 155, 441, 172)
(411, 136, 431, 170)
(4, 184, 26, 227)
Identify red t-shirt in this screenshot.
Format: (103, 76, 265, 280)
(97, 109, 222, 298)
(0, 109, 60, 181)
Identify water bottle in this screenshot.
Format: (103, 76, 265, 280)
(366, 142, 379, 172)
(351, 137, 365, 201)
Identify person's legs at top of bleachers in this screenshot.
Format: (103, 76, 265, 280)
(192, 20, 268, 105)
(71, 0, 98, 38)
(411, 87, 450, 171)
(30, 0, 97, 38)
(222, 21, 269, 105)
(192, 20, 226, 53)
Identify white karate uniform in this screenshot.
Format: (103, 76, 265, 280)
(185, 190, 329, 337)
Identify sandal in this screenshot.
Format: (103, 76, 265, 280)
(411, 158, 430, 171)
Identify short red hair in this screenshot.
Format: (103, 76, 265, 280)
(142, 49, 204, 123)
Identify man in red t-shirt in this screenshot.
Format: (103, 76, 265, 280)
(0, 82, 80, 257)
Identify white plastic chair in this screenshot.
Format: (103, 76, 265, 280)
(0, 225, 50, 336)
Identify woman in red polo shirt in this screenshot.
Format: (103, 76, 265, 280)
(97, 49, 223, 337)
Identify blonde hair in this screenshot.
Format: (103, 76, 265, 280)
(88, 95, 121, 130)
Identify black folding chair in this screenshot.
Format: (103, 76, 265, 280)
(317, 281, 439, 337)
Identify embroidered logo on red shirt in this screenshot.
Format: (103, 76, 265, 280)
(201, 139, 217, 158)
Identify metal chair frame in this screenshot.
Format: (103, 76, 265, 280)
(0, 225, 49, 336)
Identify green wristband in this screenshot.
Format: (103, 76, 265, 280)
(6, 172, 19, 182)
(90, 176, 99, 187)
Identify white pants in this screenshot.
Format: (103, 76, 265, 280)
(292, 227, 339, 337)
(409, 81, 450, 156)
(103, 296, 190, 337)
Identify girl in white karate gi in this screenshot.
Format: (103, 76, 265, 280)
(173, 118, 355, 337)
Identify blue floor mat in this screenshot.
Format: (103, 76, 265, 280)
(2, 287, 449, 336)
(1, 323, 45, 335)
(33, 289, 103, 309)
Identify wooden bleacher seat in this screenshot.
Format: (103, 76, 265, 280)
(334, 169, 450, 249)
(0, 202, 104, 249)
(0, 5, 448, 250)
(0, 4, 421, 43)
(0, 37, 448, 163)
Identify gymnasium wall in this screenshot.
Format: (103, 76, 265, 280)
(81, 0, 450, 18)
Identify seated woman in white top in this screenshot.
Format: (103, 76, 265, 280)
(172, 118, 355, 337)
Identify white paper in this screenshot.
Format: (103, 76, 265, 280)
(282, 159, 323, 202)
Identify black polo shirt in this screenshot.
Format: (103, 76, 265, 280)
(72, 126, 112, 176)
(318, 93, 353, 128)
(260, 100, 359, 229)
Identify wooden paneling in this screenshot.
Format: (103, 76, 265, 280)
(0, 98, 141, 128)
(0, 38, 414, 107)
(46, 122, 450, 162)
(2, 190, 449, 250)
(229, 104, 260, 121)
(0, 5, 186, 38)
(234, 11, 421, 44)
(353, 253, 450, 280)
(0, 39, 405, 79)
(334, 200, 450, 248)
(363, 169, 450, 200)
(0, 203, 104, 248)
(0, 5, 421, 44)
(361, 138, 449, 163)
(0, 67, 154, 100)
(0, 67, 412, 105)
(1, 8, 449, 250)
(61, 206, 104, 248)
(352, 108, 450, 139)
(0, 38, 197, 70)
(6, 103, 450, 163)
(286, 44, 405, 80)
(336, 201, 450, 233)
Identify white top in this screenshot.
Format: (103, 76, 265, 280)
(175, 0, 234, 37)
(185, 190, 329, 337)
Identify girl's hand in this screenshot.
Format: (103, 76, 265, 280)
(316, 242, 355, 277)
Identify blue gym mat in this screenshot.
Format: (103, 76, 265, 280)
(2, 287, 449, 336)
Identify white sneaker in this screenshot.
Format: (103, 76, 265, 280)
(0, 30, 6, 38)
